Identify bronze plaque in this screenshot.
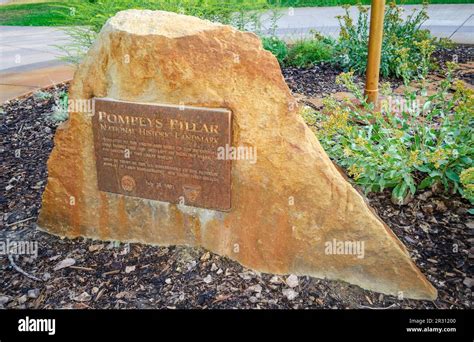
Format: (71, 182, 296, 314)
(92, 98, 232, 211)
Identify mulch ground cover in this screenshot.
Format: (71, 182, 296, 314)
(1, 45, 472, 309)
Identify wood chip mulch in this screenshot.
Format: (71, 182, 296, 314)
(1, 49, 472, 309)
(282, 44, 474, 99)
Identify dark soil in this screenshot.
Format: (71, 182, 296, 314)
(432, 44, 474, 67)
(0, 63, 472, 309)
(282, 63, 356, 97)
(368, 191, 472, 310)
(282, 45, 474, 98)
(433, 44, 474, 85)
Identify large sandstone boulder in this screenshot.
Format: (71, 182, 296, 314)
(39, 10, 437, 300)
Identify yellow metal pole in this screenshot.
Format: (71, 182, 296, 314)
(365, 0, 385, 105)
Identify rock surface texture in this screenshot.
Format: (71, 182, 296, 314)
(39, 10, 437, 300)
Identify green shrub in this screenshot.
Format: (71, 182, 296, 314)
(33, 90, 52, 101)
(262, 36, 288, 64)
(460, 168, 474, 205)
(302, 66, 474, 204)
(51, 91, 69, 123)
(335, 2, 440, 84)
(286, 36, 334, 67)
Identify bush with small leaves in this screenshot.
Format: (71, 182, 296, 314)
(302, 66, 474, 204)
(50, 91, 69, 123)
(262, 36, 288, 64)
(33, 90, 52, 101)
(285, 36, 335, 67)
(335, 2, 444, 84)
(460, 168, 474, 206)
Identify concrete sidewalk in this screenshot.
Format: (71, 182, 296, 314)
(0, 4, 473, 102)
(0, 26, 71, 70)
(0, 62, 75, 102)
(261, 4, 474, 43)
(0, 26, 75, 102)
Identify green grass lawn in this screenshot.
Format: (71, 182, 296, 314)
(0, 2, 74, 26)
(0, 0, 473, 26)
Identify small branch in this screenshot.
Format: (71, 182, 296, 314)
(6, 216, 35, 227)
(358, 303, 398, 310)
(8, 254, 43, 282)
(69, 266, 95, 271)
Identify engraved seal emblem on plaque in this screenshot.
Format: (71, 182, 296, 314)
(183, 185, 202, 203)
(121, 175, 136, 192)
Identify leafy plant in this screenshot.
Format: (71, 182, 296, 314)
(302, 67, 474, 204)
(266, 7, 284, 37)
(33, 90, 52, 101)
(285, 35, 335, 67)
(335, 2, 441, 84)
(460, 168, 474, 205)
(51, 91, 69, 123)
(262, 36, 288, 64)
